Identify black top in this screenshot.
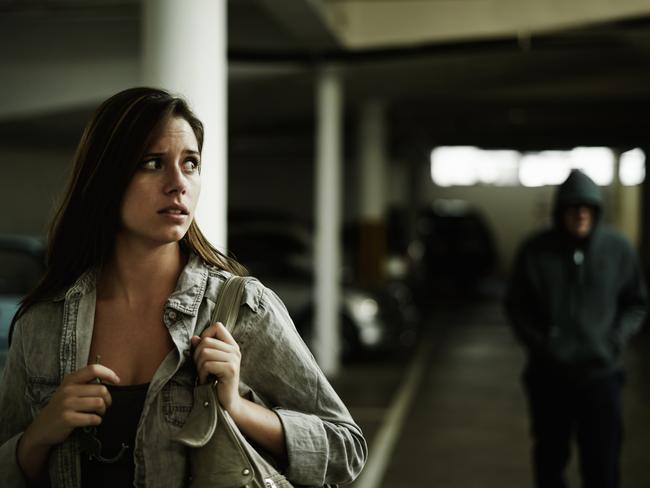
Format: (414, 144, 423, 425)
(80, 382, 149, 487)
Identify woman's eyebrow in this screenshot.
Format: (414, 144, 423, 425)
(142, 149, 200, 158)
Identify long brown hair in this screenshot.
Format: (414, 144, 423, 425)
(11, 87, 244, 339)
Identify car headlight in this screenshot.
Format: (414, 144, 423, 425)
(356, 298, 378, 321)
(345, 295, 384, 346)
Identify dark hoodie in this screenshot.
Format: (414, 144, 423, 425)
(505, 170, 647, 381)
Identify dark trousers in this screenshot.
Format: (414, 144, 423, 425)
(523, 367, 624, 488)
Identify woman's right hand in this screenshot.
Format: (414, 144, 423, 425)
(17, 364, 120, 481)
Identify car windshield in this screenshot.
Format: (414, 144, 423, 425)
(0, 249, 43, 295)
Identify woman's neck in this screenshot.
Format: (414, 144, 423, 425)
(98, 238, 187, 307)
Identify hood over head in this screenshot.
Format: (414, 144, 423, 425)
(552, 170, 603, 229)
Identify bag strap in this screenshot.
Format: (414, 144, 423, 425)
(211, 276, 248, 332)
(204, 276, 298, 486)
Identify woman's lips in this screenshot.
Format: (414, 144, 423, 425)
(158, 209, 188, 223)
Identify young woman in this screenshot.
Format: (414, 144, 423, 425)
(0, 87, 367, 487)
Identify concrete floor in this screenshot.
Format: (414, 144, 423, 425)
(333, 297, 650, 488)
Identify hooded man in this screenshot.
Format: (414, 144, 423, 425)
(505, 169, 647, 488)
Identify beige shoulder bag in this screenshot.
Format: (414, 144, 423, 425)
(173, 276, 294, 488)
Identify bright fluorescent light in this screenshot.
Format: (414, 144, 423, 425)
(620, 148, 645, 186)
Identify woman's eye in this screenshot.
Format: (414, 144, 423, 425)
(184, 159, 200, 172)
(141, 159, 161, 170)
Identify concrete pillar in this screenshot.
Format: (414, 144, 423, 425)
(610, 150, 622, 229)
(615, 149, 642, 248)
(357, 100, 388, 287)
(142, 0, 227, 248)
(407, 143, 428, 244)
(314, 66, 343, 376)
(640, 147, 650, 274)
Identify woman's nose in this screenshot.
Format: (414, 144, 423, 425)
(164, 165, 186, 194)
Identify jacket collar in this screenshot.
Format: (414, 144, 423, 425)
(52, 253, 209, 317)
(51, 267, 98, 302)
(165, 253, 209, 316)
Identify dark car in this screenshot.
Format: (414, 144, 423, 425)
(408, 200, 498, 297)
(0, 235, 46, 370)
(228, 220, 415, 361)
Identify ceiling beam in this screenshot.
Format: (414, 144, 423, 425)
(326, 0, 650, 49)
(256, 0, 340, 52)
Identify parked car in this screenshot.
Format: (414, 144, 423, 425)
(341, 218, 420, 340)
(0, 235, 46, 371)
(228, 220, 415, 361)
(409, 200, 498, 298)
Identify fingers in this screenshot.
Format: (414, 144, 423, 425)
(194, 336, 237, 353)
(63, 411, 103, 428)
(199, 322, 220, 340)
(63, 396, 109, 416)
(194, 349, 239, 384)
(194, 323, 239, 356)
(65, 364, 120, 386)
(59, 368, 114, 418)
(200, 322, 237, 347)
(197, 361, 238, 386)
(67, 384, 112, 408)
(193, 347, 232, 366)
(193, 323, 241, 384)
(193, 328, 240, 385)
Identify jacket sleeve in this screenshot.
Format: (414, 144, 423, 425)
(612, 248, 648, 348)
(0, 317, 32, 488)
(504, 243, 548, 357)
(237, 285, 368, 486)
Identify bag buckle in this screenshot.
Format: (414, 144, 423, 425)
(263, 479, 278, 488)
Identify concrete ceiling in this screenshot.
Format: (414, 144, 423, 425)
(321, 0, 650, 49)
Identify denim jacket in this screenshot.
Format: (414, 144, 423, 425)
(0, 254, 367, 487)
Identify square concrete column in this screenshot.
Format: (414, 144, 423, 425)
(357, 100, 388, 288)
(315, 66, 343, 375)
(142, 0, 227, 248)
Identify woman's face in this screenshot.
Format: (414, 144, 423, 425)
(119, 116, 201, 247)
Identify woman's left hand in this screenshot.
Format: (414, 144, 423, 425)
(191, 322, 242, 414)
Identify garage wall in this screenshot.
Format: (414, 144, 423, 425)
(228, 154, 315, 223)
(0, 147, 73, 237)
(419, 167, 641, 274)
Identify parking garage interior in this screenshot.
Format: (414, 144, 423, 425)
(1, 1, 650, 487)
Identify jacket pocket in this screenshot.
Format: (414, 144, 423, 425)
(161, 370, 195, 428)
(26, 376, 58, 418)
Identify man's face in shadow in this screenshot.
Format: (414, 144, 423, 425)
(563, 204, 595, 238)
